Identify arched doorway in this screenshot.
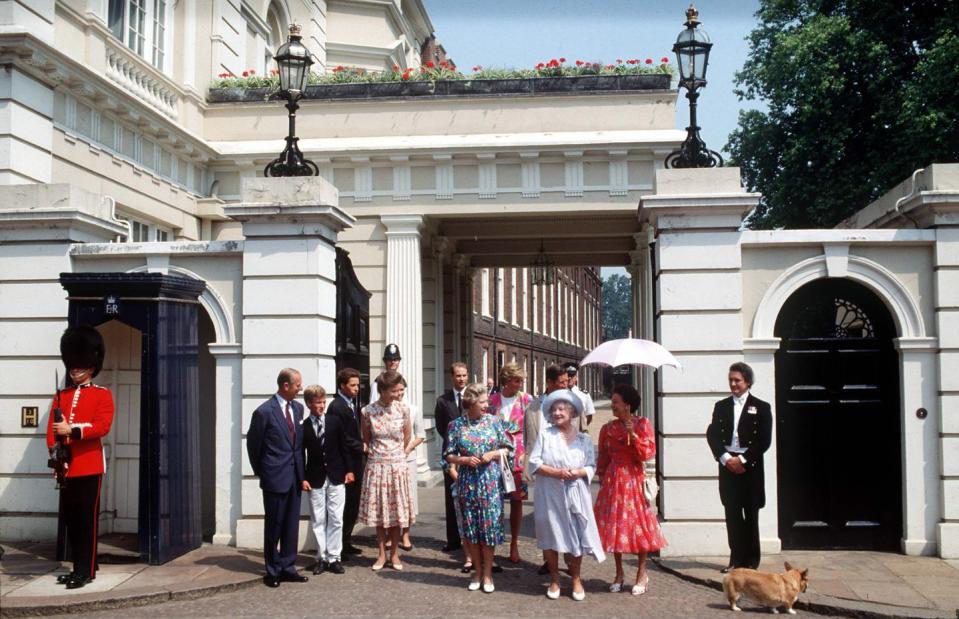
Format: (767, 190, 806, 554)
(774, 278, 902, 550)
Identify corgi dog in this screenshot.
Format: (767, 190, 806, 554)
(723, 562, 809, 614)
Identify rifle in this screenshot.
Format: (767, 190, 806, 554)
(47, 371, 71, 488)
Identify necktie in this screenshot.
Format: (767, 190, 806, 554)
(455, 392, 461, 413)
(317, 417, 325, 448)
(284, 402, 295, 444)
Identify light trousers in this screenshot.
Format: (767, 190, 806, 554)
(309, 479, 346, 563)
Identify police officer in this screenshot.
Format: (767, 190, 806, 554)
(46, 325, 115, 589)
(370, 343, 402, 403)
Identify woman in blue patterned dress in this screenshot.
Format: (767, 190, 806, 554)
(444, 383, 513, 593)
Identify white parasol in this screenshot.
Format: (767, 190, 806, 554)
(579, 338, 681, 370)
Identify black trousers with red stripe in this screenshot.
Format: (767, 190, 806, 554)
(60, 474, 102, 578)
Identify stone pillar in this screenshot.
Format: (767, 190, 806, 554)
(227, 177, 354, 550)
(0, 184, 126, 541)
(935, 226, 959, 558)
(639, 168, 761, 557)
(381, 215, 424, 411)
(0, 66, 54, 184)
(209, 343, 242, 546)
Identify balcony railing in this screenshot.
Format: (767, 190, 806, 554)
(105, 40, 179, 120)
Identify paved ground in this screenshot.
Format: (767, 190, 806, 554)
(2, 401, 956, 618)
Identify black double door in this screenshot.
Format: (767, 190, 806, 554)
(774, 278, 901, 550)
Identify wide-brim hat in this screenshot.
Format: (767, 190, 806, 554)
(542, 389, 583, 418)
(60, 325, 105, 378)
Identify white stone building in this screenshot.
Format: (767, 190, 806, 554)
(0, 0, 955, 562)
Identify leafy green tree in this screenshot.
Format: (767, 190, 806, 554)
(728, 1, 959, 228)
(602, 273, 632, 340)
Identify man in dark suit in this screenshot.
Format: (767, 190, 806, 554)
(433, 361, 469, 553)
(326, 367, 364, 557)
(246, 368, 309, 587)
(302, 385, 354, 575)
(706, 362, 773, 572)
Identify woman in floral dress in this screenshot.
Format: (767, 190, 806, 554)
(487, 362, 532, 563)
(359, 370, 412, 571)
(444, 383, 513, 593)
(594, 383, 667, 596)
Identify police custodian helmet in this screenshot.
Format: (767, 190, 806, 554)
(60, 325, 106, 378)
(383, 343, 402, 361)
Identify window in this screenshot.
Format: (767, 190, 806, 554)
(119, 214, 172, 243)
(108, 0, 169, 71)
(480, 269, 490, 316)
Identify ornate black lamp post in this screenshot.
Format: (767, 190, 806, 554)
(264, 24, 318, 177)
(665, 5, 723, 169)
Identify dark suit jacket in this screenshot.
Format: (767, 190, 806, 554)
(433, 389, 462, 453)
(247, 396, 305, 494)
(706, 393, 773, 508)
(327, 394, 364, 475)
(302, 412, 352, 486)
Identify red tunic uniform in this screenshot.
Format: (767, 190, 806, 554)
(45, 384, 114, 478)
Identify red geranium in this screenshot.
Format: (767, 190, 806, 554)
(661, 56, 670, 63)
(645, 58, 653, 64)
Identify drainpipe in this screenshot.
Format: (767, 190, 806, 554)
(891, 168, 925, 228)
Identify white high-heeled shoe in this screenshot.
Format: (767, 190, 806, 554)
(468, 580, 481, 591)
(546, 586, 560, 600)
(631, 575, 649, 596)
(572, 589, 586, 602)
(609, 581, 623, 593)
(482, 581, 495, 593)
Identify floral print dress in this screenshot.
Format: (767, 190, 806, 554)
(444, 413, 513, 546)
(488, 390, 531, 500)
(358, 400, 414, 528)
(593, 416, 667, 553)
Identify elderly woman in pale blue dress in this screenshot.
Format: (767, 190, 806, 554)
(528, 390, 605, 602)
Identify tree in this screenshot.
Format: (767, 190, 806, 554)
(602, 273, 632, 340)
(728, 1, 959, 229)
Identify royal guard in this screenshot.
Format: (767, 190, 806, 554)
(46, 325, 115, 589)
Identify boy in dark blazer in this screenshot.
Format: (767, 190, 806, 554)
(302, 385, 354, 575)
(706, 362, 773, 572)
(326, 367, 365, 556)
(246, 368, 308, 587)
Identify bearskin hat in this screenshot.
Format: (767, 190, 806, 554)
(60, 325, 105, 378)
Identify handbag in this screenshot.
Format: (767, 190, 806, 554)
(499, 451, 516, 494)
(643, 474, 659, 506)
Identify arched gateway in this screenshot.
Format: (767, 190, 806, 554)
(774, 278, 902, 550)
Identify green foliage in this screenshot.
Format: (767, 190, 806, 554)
(728, 0, 959, 228)
(601, 274, 632, 341)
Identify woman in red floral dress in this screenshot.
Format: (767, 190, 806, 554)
(594, 383, 667, 596)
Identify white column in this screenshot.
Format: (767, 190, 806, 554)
(209, 343, 242, 546)
(936, 227, 959, 558)
(895, 337, 941, 556)
(382, 214, 424, 411)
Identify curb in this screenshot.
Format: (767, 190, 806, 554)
(0, 575, 261, 618)
(652, 559, 954, 619)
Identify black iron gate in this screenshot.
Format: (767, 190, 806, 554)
(774, 278, 901, 550)
(335, 249, 371, 402)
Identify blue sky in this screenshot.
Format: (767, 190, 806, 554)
(422, 0, 764, 279)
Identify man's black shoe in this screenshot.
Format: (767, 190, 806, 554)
(278, 571, 309, 583)
(312, 561, 326, 575)
(344, 545, 363, 555)
(537, 562, 549, 575)
(65, 575, 93, 590)
(441, 544, 461, 552)
(56, 572, 76, 584)
(327, 561, 345, 574)
(263, 575, 280, 587)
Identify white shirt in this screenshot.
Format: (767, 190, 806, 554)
(498, 394, 517, 421)
(720, 391, 749, 465)
(570, 385, 595, 417)
(275, 393, 294, 413)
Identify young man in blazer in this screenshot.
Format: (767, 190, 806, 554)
(326, 367, 365, 557)
(302, 385, 354, 575)
(433, 361, 469, 553)
(706, 362, 773, 572)
(246, 368, 308, 587)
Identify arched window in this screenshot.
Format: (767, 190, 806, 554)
(266, 2, 286, 68)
